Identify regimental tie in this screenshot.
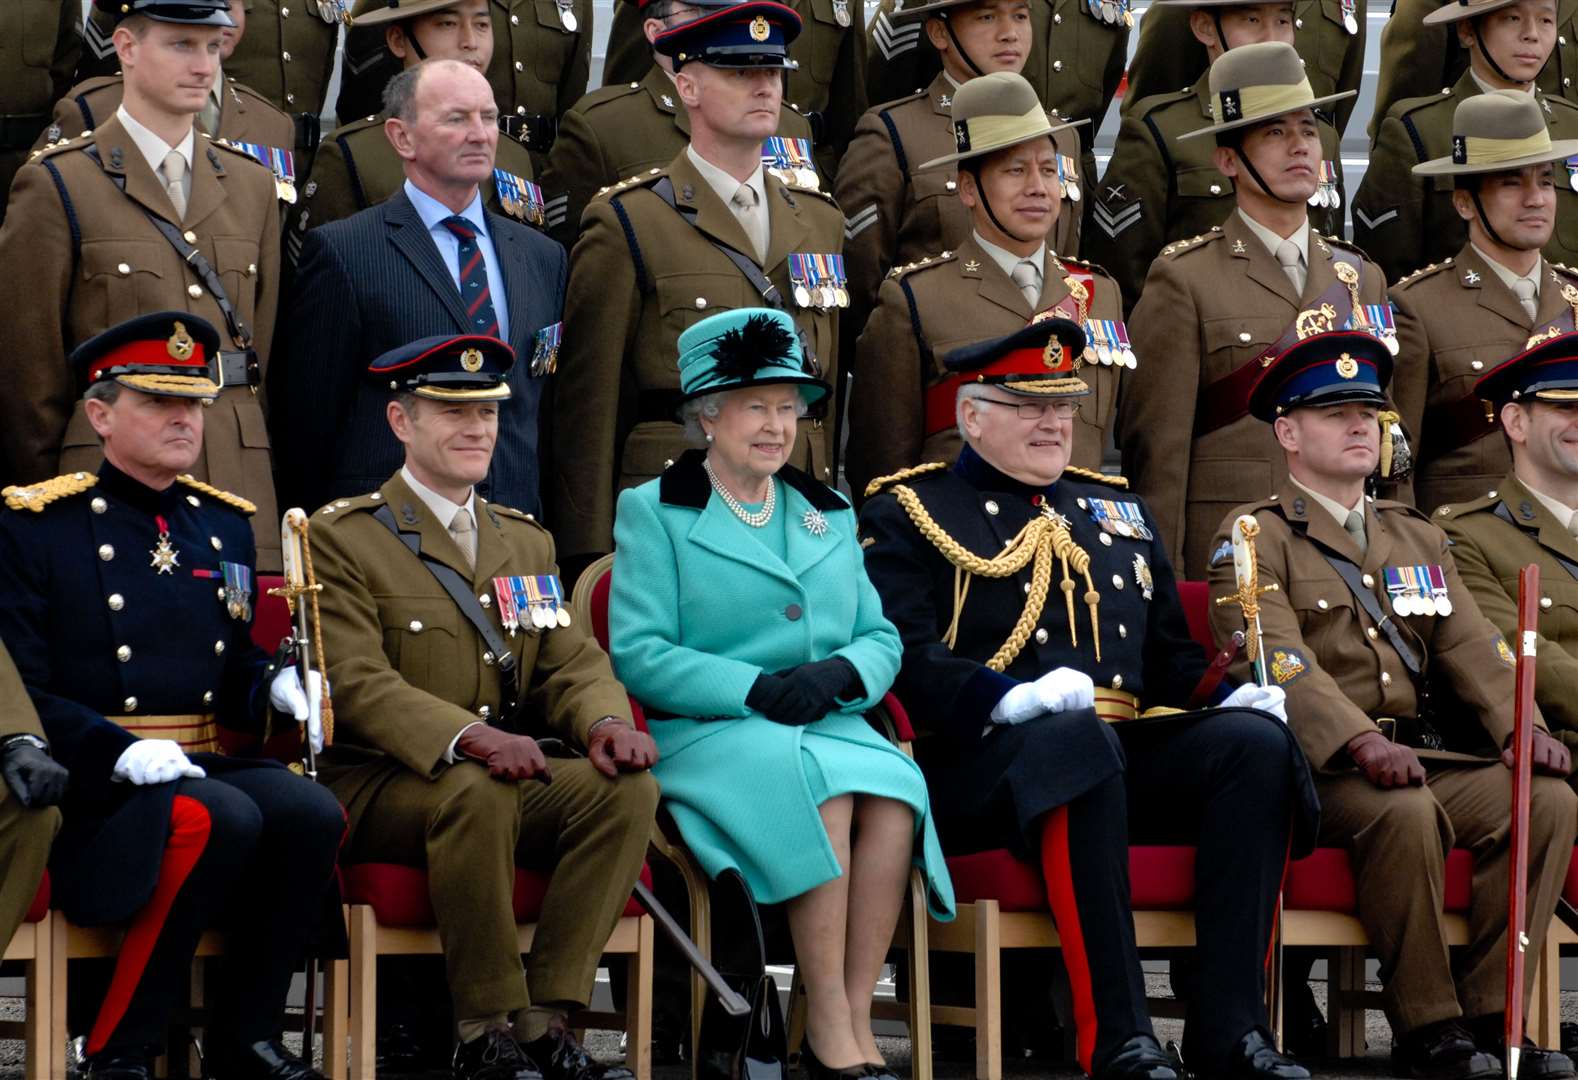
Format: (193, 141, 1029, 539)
(1011, 260, 1042, 308)
(1343, 510, 1367, 556)
(450, 506, 476, 571)
(441, 216, 500, 337)
(1276, 239, 1305, 297)
(161, 150, 188, 221)
(1514, 277, 1538, 324)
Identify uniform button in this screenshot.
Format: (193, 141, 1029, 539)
(281, 5, 289, 13)
(217, 586, 226, 600)
(1077, 498, 1088, 509)
(1118, 624, 1128, 639)
(409, 620, 424, 632)
(479, 593, 492, 607)
(1367, 627, 1378, 639)
(1112, 574, 1125, 589)
(1209, 183, 1222, 195)
(1562, 34, 1568, 43)
(1054, 10, 1062, 20)
(1567, 77, 1573, 87)
(1239, 332, 1252, 343)
(92, 496, 108, 513)
(695, 298, 708, 309)
(984, 499, 999, 515)
(210, 536, 222, 550)
(282, 50, 292, 61)
(183, 230, 197, 243)
(1362, 573, 1375, 588)
(108, 594, 124, 611)
(521, 105, 530, 113)
(188, 284, 203, 298)
(483, 651, 496, 665)
(786, 604, 803, 621)
(1035, 628, 1049, 644)
(1542, 596, 1553, 609)
(1471, 360, 1483, 370)
(123, 696, 138, 712)
(117, 262, 131, 275)
(1380, 672, 1393, 687)
(203, 691, 214, 705)
(187, 495, 200, 507)
(214, 640, 225, 655)
(99, 544, 115, 561)
(946, 180, 957, 191)
(117, 645, 132, 662)
(1052, 60, 1063, 72)
(1099, 533, 1112, 546)
(511, 12, 520, 21)
(514, 61, 525, 71)
(1023, 582, 1032, 594)
(286, 92, 296, 104)
(1111, 674, 1123, 689)
(246, 263, 257, 276)
(1317, 599, 1329, 610)
(478, 705, 492, 719)
(1295, 16, 1303, 25)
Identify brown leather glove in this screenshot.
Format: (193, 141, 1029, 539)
(457, 725, 553, 783)
(1347, 730, 1426, 789)
(587, 720, 659, 778)
(1502, 729, 1573, 777)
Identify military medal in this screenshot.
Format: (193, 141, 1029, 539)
(833, 0, 851, 26)
(1426, 565, 1453, 616)
(150, 514, 180, 574)
(235, 142, 297, 203)
(1132, 554, 1153, 600)
(316, 0, 346, 22)
(555, 0, 578, 31)
(1057, 154, 1081, 203)
(219, 561, 253, 621)
(494, 579, 521, 635)
(531, 322, 563, 376)
(1355, 303, 1401, 356)
(829, 254, 849, 307)
(1566, 154, 1578, 193)
(1113, 318, 1138, 368)
(1339, 0, 1358, 34)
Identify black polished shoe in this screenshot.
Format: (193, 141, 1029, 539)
(1283, 979, 1329, 1059)
(1463, 1016, 1577, 1080)
(1208, 1028, 1310, 1080)
(84, 1053, 154, 1080)
(1097, 1035, 1182, 1080)
(204, 1037, 324, 1080)
(520, 1028, 634, 1080)
(453, 1027, 544, 1080)
(863, 1063, 902, 1080)
(1391, 1020, 1503, 1080)
(798, 1039, 869, 1080)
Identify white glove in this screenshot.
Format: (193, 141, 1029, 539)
(270, 667, 326, 753)
(990, 681, 1045, 725)
(1221, 683, 1288, 723)
(1034, 667, 1096, 714)
(113, 740, 206, 786)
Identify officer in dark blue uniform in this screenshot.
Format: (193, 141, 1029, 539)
(0, 313, 345, 1080)
(858, 317, 1318, 1080)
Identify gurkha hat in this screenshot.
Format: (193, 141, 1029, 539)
(1179, 41, 1355, 139)
(918, 72, 1090, 169)
(1248, 331, 1392, 420)
(654, 0, 802, 69)
(93, 0, 235, 25)
(1476, 331, 1578, 404)
(1145, 0, 1296, 9)
(369, 334, 515, 401)
(1423, 0, 1523, 26)
(352, 0, 479, 25)
(943, 316, 1090, 397)
(1413, 89, 1578, 175)
(883, 0, 1024, 24)
(73, 312, 222, 400)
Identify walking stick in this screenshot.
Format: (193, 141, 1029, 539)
(1506, 565, 1540, 1080)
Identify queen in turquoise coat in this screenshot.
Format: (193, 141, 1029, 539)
(609, 308, 953, 1080)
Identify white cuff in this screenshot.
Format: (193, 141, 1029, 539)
(444, 721, 484, 763)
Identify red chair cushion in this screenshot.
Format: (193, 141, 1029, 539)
(342, 861, 654, 928)
(24, 873, 48, 924)
(250, 576, 291, 653)
(881, 692, 917, 743)
(1281, 847, 1471, 913)
(1176, 580, 1216, 654)
(591, 570, 614, 657)
(1564, 846, 1578, 906)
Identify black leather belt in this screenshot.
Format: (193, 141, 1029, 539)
(1377, 716, 1445, 751)
(0, 112, 48, 151)
(216, 349, 261, 389)
(293, 112, 321, 152)
(637, 391, 685, 424)
(498, 113, 557, 154)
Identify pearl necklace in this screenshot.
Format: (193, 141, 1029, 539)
(704, 458, 775, 527)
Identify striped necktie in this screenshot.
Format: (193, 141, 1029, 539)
(440, 215, 499, 337)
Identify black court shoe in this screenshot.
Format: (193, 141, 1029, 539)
(519, 1027, 634, 1080)
(453, 1026, 544, 1080)
(204, 1036, 326, 1080)
(84, 1052, 155, 1080)
(1211, 1028, 1311, 1080)
(1391, 1020, 1503, 1080)
(1097, 1035, 1182, 1080)
(798, 1039, 870, 1080)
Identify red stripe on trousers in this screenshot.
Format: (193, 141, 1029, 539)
(1040, 806, 1098, 1074)
(87, 795, 213, 1056)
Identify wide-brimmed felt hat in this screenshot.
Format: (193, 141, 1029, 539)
(678, 308, 830, 405)
(654, 0, 802, 69)
(881, 0, 1011, 23)
(74, 312, 223, 400)
(1476, 331, 1578, 404)
(1413, 89, 1578, 176)
(1178, 41, 1355, 140)
(917, 72, 1090, 170)
(943, 316, 1090, 397)
(352, 0, 480, 25)
(1145, 0, 1298, 8)
(93, 0, 235, 24)
(369, 334, 516, 401)
(1423, 0, 1523, 26)
(1248, 331, 1393, 420)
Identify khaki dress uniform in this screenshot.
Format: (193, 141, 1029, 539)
(848, 236, 1123, 497)
(1392, 252, 1578, 513)
(1439, 475, 1578, 760)
(1355, 77, 1578, 284)
(0, 0, 80, 229)
(548, 151, 844, 560)
(35, 74, 295, 152)
(537, 66, 816, 247)
(1084, 72, 1346, 313)
(1209, 476, 1578, 1033)
(0, 118, 283, 569)
(0, 644, 61, 963)
(310, 471, 659, 1021)
(599, 0, 869, 183)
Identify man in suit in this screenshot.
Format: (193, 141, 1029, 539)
(0, 642, 66, 974)
(0, 0, 284, 570)
(1392, 91, 1578, 513)
(1208, 330, 1578, 1080)
(1118, 42, 1395, 580)
(309, 334, 658, 1080)
(276, 58, 564, 517)
(548, 0, 844, 570)
(0, 0, 80, 229)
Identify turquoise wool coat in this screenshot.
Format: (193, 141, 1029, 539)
(610, 450, 955, 918)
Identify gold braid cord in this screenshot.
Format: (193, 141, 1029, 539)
(1213, 516, 1276, 663)
(893, 485, 1100, 670)
(297, 519, 334, 747)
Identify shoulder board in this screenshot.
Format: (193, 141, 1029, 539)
(886, 249, 959, 280)
(1394, 257, 1455, 288)
(782, 180, 837, 203)
(330, 113, 387, 138)
(230, 79, 282, 108)
(878, 89, 931, 117)
(1158, 228, 1224, 259)
(175, 474, 256, 515)
(31, 131, 95, 160)
(1323, 233, 1366, 254)
(579, 81, 647, 113)
(1061, 466, 1128, 489)
(1371, 498, 1432, 523)
(1393, 90, 1454, 121)
(593, 167, 666, 201)
(484, 502, 548, 530)
(310, 492, 385, 521)
(1552, 261, 1578, 282)
(1544, 92, 1578, 114)
(864, 460, 949, 499)
(3, 471, 98, 512)
(1056, 252, 1118, 282)
(71, 75, 123, 98)
(1131, 86, 1197, 119)
(1432, 491, 1500, 520)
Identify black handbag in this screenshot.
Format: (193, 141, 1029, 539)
(695, 869, 789, 1080)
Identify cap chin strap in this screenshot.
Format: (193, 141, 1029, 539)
(940, 13, 988, 78)
(1467, 184, 1515, 249)
(401, 20, 430, 61)
(1211, 11, 1229, 52)
(965, 161, 1038, 245)
(1471, 18, 1520, 86)
(1232, 142, 1307, 207)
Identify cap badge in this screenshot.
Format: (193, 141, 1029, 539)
(750, 14, 770, 40)
(1220, 89, 1242, 121)
(1335, 353, 1359, 379)
(460, 347, 484, 372)
(1294, 302, 1337, 340)
(1042, 339, 1065, 370)
(953, 120, 971, 153)
(167, 321, 196, 361)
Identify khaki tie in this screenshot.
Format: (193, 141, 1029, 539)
(199, 92, 222, 136)
(1276, 239, 1306, 297)
(1011, 259, 1042, 308)
(450, 506, 476, 571)
(730, 182, 768, 265)
(1513, 277, 1539, 324)
(1344, 509, 1368, 555)
(160, 149, 188, 220)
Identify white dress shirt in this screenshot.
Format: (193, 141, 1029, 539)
(403, 178, 511, 343)
(116, 104, 196, 205)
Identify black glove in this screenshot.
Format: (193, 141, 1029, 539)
(1, 737, 69, 808)
(747, 658, 859, 727)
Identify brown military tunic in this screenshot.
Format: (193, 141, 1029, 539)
(1438, 475, 1578, 759)
(0, 119, 283, 570)
(36, 74, 296, 152)
(1119, 0, 1367, 135)
(309, 472, 658, 1018)
(1208, 481, 1578, 1032)
(1355, 75, 1578, 284)
(599, 0, 869, 182)
(847, 235, 1123, 498)
(1083, 73, 1347, 313)
(835, 72, 1084, 326)
(1119, 214, 1390, 578)
(1392, 249, 1578, 512)
(548, 150, 844, 561)
(0, 0, 80, 229)
(0, 642, 61, 964)
(537, 66, 816, 248)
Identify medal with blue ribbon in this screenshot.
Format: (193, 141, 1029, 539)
(220, 560, 253, 621)
(531, 322, 562, 376)
(233, 143, 297, 203)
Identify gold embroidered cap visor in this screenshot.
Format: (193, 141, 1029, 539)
(72, 311, 225, 401)
(1178, 40, 1355, 140)
(918, 71, 1092, 169)
(1413, 89, 1578, 175)
(351, 0, 480, 25)
(112, 372, 221, 399)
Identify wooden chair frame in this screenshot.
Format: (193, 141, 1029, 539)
(1, 906, 53, 1080)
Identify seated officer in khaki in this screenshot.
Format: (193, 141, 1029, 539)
(848, 71, 1120, 501)
(1393, 90, 1578, 513)
(309, 335, 660, 1080)
(0, 642, 65, 973)
(1209, 330, 1578, 1080)
(1119, 42, 1391, 580)
(1436, 332, 1578, 768)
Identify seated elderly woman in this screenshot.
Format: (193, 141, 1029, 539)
(608, 308, 954, 1080)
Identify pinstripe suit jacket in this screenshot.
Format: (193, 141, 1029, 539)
(274, 187, 566, 515)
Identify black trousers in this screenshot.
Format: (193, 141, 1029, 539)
(87, 769, 345, 1059)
